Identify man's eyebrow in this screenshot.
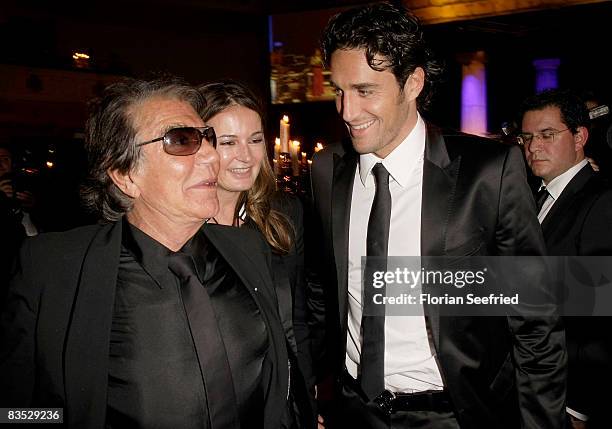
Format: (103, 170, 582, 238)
(160, 123, 188, 133)
(329, 81, 380, 91)
(351, 83, 379, 90)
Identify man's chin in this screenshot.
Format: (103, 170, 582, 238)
(350, 137, 374, 154)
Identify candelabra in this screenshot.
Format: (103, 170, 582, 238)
(273, 115, 320, 196)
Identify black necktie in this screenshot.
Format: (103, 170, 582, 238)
(360, 163, 392, 399)
(535, 186, 550, 212)
(168, 252, 239, 429)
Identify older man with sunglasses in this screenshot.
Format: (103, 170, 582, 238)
(0, 77, 302, 429)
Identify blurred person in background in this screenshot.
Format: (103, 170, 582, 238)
(0, 144, 39, 304)
(519, 88, 612, 429)
(0, 144, 39, 237)
(578, 89, 612, 177)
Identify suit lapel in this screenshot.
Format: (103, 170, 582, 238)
(202, 224, 276, 306)
(541, 164, 594, 237)
(64, 221, 123, 429)
(331, 151, 358, 331)
(421, 124, 461, 350)
(202, 224, 289, 427)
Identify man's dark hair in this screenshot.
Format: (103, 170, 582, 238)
(81, 76, 204, 222)
(320, 1, 443, 110)
(518, 89, 590, 133)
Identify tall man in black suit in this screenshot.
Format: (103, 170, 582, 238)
(519, 89, 612, 429)
(0, 77, 309, 428)
(307, 3, 566, 428)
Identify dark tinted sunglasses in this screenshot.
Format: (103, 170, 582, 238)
(136, 126, 217, 156)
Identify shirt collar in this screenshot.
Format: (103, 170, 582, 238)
(539, 158, 588, 200)
(122, 217, 174, 288)
(358, 113, 426, 188)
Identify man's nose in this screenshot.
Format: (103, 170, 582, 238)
(528, 137, 544, 153)
(196, 140, 220, 165)
(339, 93, 358, 123)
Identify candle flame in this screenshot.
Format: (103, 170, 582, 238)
(307, 160, 313, 165)
(301, 152, 307, 157)
(46, 161, 54, 168)
(282, 115, 289, 123)
(292, 140, 300, 147)
(275, 137, 281, 145)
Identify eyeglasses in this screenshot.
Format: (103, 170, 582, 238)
(517, 128, 570, 146)
(136, 126, 216, 156)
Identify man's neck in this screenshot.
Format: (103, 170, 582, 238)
(543, 156, 586, 186)
(373, 107, 419, 159)
(126, 209, 203, 252)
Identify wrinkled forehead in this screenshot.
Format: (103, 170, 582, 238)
(129, 96, 204, 138)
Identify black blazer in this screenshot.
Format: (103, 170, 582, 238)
(539, 164, 612, 421)
(0, 220, 292, 428)
(248, 193, 315, 427)
(308, 124, 567, 429)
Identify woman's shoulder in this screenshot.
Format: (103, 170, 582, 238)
(270, 191, 303, 222)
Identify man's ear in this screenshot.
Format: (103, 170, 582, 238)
(107, 169, 140, 198)
(403, 67, 425, 102)
(573, 126, 589, 151)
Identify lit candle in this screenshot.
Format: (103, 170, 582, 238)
(314, 142, 324, 153)
(291, 140, 300, 176)
(274, 138, 281, 175)
(280, 115, 290, 153)
(272, 158, 279, 176)
(301, 152, 307, 166)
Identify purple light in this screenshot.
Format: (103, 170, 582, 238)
(461, 54, 488, 136)
(533, 58, 560, 93)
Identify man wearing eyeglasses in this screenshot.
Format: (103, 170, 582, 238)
(519, 88, 612, 429)
(0, 77, 302, 428)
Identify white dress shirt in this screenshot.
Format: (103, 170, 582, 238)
(537, 159, 588, 222)
(346, 113, 444, 392)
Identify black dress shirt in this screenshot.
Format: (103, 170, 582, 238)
(106, 221, 268, 428)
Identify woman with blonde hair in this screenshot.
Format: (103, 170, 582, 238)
(198, 80, 314, 428)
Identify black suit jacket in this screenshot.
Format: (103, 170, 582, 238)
(0, 220, 292, 428)
(539, 164, 612, 421)
(308, 124, 567, 428)
(247, 193, 316, 427)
